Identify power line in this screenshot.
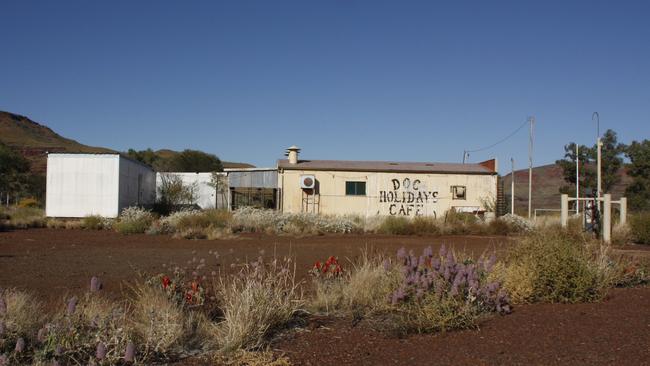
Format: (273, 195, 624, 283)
(466, 120, 529, 154)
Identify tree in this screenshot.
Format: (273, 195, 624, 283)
(556, 129, 626, 197)
(162, 149, 223, 172)
(126, 148, 159, 168)
(156, 173, 198, 213)
(0, 143, 40, 202)
(625, 139, 650, 211)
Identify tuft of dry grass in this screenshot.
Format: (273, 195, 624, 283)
(309, 251, 398, 317)
(131, 282, 190, 357)
(0, 288, 44, 353)
(211, 257, 303, 353)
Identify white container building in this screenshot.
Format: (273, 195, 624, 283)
(46, 153, 156, 218)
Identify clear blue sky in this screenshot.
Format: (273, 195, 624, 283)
(1, 1, 649, 172)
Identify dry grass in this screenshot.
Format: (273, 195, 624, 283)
(131, 283, 191, 357)
(309, 251, 398, 317)
(0, 288, 44, 353)
(211, 258, 303, 353)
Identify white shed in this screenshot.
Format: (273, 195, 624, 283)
(46, 153, 156, 218)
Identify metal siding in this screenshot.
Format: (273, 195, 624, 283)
(227, 170, 278, 188)
(118, 157, 156, 213)
(46, 154, 120, 217)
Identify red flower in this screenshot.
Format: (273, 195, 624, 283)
(314, 261, 322, 269)
(161, 276, 171, 289)
(185, 292, 193, 303)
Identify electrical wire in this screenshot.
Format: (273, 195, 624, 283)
(466, 120, 529, 153)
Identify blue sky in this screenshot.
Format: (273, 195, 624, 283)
(1, 1, 649, 172)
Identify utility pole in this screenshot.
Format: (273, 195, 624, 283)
(462, 150, 468, 164)
(528, 116, 534, 219)
(576, 144, 580, 215)
(593, 112, 602, 207)
(511, 158, 515, 215)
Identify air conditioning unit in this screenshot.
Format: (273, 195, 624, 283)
(300, 175, 316, 189)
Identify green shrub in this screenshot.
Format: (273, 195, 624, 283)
(4, 207, 46, 229)
(495, 229, 612, 303)
(378, 216, 414, 235)
(629, 212, 650, 245)
(175, 209, 231, 232)
(81, 215, 104, 230)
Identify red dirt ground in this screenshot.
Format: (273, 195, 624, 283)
(276, 287, 650, 366)
(1, 229, 648, 365)
(0, 229, 509, 304)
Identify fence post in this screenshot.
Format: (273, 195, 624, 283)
(620, 197, 627, 225)
(561, 194, 568, 228)
(603, 194, 611, 243)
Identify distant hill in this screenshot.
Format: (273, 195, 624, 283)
(502, 163, 631, 216)
(0, 111, 113, 173)
(0, 111, 254, 173)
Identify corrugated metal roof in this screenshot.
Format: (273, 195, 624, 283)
(277, 159, 495, 175)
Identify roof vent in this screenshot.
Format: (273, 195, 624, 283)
(285, 145, 301, 165)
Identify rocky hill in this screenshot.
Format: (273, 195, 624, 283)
(0, 111, 253, 172)
(0, 111, 113, 173)
(502, 163, 631, 216)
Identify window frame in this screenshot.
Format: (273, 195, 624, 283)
(345, 181, 367, 196)
(451, 185, 467, 200)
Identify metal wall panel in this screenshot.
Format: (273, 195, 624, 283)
(227, 170, 278, 189)
(46, 154, 121, 218)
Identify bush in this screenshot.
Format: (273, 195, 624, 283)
(495, 229, 613, 303)
(2, 207, 46, 229)
(381, 246, 509, 335)
(211, 257, 303, 353)
(81, 215, 104, 230)
(17, 197, 39, 208)
(114, 207, 154, 234)
(378, 216, 440, 235)
(630, 212, 650, 245)
(231, 207, 359, 235)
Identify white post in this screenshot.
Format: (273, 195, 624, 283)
(597, 139, 602, 205)
(620, 197, 627, 225)
(528, 116, 535, 219)
(561, 194, 569, 228)
(603, 194, 611, 243)
(511, 158, 515, 215)
(576, 144, 579, 215)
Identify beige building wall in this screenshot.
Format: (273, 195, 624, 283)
(279, 169, 497, 218)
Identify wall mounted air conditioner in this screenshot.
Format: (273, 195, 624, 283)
(300, 175, 316, 189)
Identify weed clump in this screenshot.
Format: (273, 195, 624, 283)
(630, 212, 650, 245)
(211, 257, 303, 353)
(114, 207, 154, 234)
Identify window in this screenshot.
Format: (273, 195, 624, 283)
(452, 185, 466, 200)
(345, 181, 366, 196)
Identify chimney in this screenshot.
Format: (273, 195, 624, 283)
(285, 145, 301, 165)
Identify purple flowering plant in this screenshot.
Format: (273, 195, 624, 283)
(390, 245, 511, 315)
